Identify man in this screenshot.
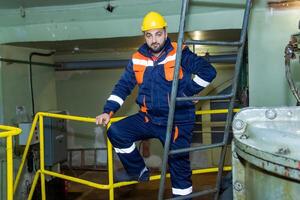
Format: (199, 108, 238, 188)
(96, 11, 216, 198)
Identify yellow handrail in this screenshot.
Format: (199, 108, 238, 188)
(195, 108, 240, 115)
(13, 109, 239, 200)
(0, 125, 22, 200)
(0, 125, 21, 137)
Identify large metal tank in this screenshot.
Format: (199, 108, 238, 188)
(232, 107, 300, 200)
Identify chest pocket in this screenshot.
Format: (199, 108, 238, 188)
(163, 61, 183, 81)
(160, 42, 184, 81)
(132, 52, 153, 85)
(133, 65, 146, 84)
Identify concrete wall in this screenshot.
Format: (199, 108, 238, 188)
(0, 45, 57, 124)
(56, 69, 138, 149)
(248, 1, 300, 106)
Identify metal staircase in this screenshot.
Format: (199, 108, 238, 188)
(158, 0, 252, 199)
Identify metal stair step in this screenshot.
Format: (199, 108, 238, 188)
(176, 93, 233, 102)
(169, 142, 224, 155)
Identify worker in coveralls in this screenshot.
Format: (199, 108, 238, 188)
(96, 11, 216, 198)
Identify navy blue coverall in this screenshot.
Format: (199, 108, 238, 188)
(103, 38, 216, 197)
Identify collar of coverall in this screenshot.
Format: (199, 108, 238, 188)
(138, 37, 172, 58)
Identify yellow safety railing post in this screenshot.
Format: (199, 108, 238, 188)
(0, 125, 21, 200)
(107, 122, 114, 200)
(6, 135, 13, 200)
(106, 117, 125, 200)
(39, 114, 46, 200)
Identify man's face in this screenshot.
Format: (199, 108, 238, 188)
(144, 28, 167, 53)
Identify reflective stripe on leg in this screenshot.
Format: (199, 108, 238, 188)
(172, 186, 193, 196)
(114, 143, 136, 153)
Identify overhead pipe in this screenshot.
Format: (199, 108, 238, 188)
(55, 54, 237, 71)
(55, 59, 130, 71)
(205, 54, 237, 63)
(1, 54, 237, 73)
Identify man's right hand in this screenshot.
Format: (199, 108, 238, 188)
(95, 113, 110, 126)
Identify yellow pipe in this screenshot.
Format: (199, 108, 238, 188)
(106, 121, 116, 199)
(6, 136, 13, 200)
(14, 114, 39, 192)
(28, 170, 41, 200)
(106, 117, 125, 198)
(42, 170, 110, 190)
(192, 166, 231, 174)
(195, 108, 240, 115)
(38, 112, 95, 123)
(110, 116, 126, 123)
(0, 125, 20, 132)
(39, 115, 46, 200)
(0, 125, 21, 137)
(107, 140, 114, 199)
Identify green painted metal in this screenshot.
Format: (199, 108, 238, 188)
(232, 107, 300, 200)
(0, 0, 246, 10)
(0, 0, 246, 25)
(0, 0, 246, 44)
(0, 59, 4, 124)
(0, 0, 103, 9)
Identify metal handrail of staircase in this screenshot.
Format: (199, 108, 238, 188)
(0, 125, 22, 200)
(158, 0, 252, 199)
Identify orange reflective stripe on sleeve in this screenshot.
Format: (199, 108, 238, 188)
(164, 61, 183, 81)
(173, 126, 179, 142)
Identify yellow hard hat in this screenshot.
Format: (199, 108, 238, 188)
(141, 11, 167, 32)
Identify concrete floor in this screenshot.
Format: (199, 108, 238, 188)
(64, 170, 219, 200)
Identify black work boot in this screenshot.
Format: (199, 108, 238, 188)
(114, 167, 150, 182)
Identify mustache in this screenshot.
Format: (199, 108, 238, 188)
(151, 43, 159, 46)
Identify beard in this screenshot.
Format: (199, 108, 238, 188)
(149, 40, 166, 53)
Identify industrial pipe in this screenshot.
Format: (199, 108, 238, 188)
(29, 51, 55, 116)
(55, 54, 237, 71)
